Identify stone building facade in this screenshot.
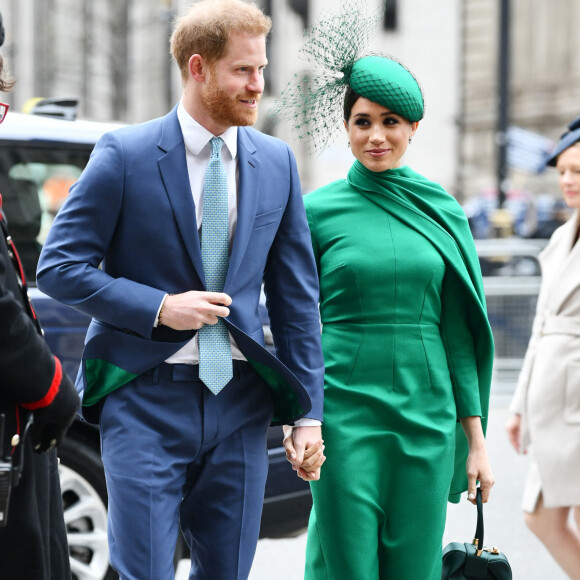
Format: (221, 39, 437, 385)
(0, 0, 578, 204)
(0, 0, 460, 194)
(0, 0, 182, 122)
(460, 0, 580, 204)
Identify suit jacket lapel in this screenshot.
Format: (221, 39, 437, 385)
(226, 128, 260, 290)
(157, 108, 206, 287)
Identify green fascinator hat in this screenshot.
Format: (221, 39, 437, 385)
(273, 0, 424, 153)
(349, 56, 424, 123)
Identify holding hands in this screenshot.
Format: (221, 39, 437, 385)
(158, 291, 328, 483)
(283, 425, 326, 481)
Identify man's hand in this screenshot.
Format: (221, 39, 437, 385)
(283, 425, 325, 481)
(160, 291, 231, 330)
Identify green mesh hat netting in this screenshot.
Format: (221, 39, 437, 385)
(350, 56, 424, 122)
(273, 0, 424, 154)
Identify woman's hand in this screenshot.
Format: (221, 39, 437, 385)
(505, 413, 525, 454)
(460, 416, 495, 504)
(283, 425, 326, 481)
(465, 443, 494, 504)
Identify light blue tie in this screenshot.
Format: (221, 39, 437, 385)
(198, 137, 233, 394)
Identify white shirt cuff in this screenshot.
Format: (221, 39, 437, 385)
(153, 294, 168, 328)
(293, 418, 322, 427)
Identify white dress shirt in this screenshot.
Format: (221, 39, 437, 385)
(162, 102, 320, 427)
(164, 102, 245, 364)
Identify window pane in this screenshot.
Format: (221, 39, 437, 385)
(0, 145, 92, 283)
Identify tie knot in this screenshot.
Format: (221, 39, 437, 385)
(210, 136, 224, 160)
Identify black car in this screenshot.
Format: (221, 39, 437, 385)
(0, 105, 311, 580)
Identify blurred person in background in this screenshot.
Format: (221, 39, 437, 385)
(0, 11, 79, 580)
(278, 5, 495, 578)
(530, 200, 571, 239)
(507, 115, 580, 580)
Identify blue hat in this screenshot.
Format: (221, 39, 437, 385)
(546, 115, 580, 166)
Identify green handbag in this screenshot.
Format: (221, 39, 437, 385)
(442, 489, 512, 579)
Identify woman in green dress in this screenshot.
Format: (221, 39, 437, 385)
(283, 53, 496, 579)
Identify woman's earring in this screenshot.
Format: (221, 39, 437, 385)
(408, 136, 412, 145)
(347, 141, 351, 148)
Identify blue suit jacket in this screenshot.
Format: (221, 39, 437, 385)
(37, 107, 324, 425)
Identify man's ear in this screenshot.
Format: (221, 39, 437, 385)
(188, 54, 206, 82)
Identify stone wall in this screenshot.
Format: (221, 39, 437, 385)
(459, 0, 580, 203)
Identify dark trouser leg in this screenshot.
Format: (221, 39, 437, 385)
(181, 364, 273, 580)
(0, 442, 71, 580)
(100, 362, 273, 580)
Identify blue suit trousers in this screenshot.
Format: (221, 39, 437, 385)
(99, 361, 274, 580)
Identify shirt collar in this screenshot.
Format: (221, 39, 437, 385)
(177, 101, 238, 160)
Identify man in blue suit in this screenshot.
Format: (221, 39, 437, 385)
(37, 1, 324, 578)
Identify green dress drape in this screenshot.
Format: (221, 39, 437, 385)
(303, 162, 494, 580)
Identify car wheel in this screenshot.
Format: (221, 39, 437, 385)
(58, 437, 118, 580)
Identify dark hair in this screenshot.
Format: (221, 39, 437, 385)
(343, 86, 361, 123)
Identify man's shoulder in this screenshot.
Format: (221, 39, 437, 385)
(239, 126, 290, 154)
(98, 110, 176, 150)
(107, 115, 166, 142)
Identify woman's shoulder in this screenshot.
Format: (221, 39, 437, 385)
(401, 165, 466, 215)
(540, 212, 578, 258)
(303, 179, 351, 208)
(401, 165, 455, 194)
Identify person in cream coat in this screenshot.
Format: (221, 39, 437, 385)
(507, 115, 580, 580)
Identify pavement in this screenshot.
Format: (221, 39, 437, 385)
(176, 388, 570, 579)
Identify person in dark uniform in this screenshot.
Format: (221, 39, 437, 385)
(0, 13, 79, 579)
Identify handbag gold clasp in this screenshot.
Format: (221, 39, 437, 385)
(483, 546, 501, 555)
(472, 538, 483, 556)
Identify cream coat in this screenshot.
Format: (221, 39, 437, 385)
(511, 211, 580, 509)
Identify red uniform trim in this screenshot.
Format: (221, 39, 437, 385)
(22, 356, 61, 410)
(7, 236, 27, 292)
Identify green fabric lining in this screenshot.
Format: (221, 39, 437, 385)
(82, 356, 305, 424)
(82, 358, 138, 407)
(246, 357, 305, 424)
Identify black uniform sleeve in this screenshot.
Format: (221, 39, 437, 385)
(0, 236, 79, 451)
(0, 248, 61, 404)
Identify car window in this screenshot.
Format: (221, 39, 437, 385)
(0, 144, 93, 283)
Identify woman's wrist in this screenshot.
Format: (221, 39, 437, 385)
(460, 415, 486, 448)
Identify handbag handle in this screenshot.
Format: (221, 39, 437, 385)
(472, 488, 484, 556)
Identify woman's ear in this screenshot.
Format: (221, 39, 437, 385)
(410, 121, 419, 138)
(344, 119, 352, 148)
